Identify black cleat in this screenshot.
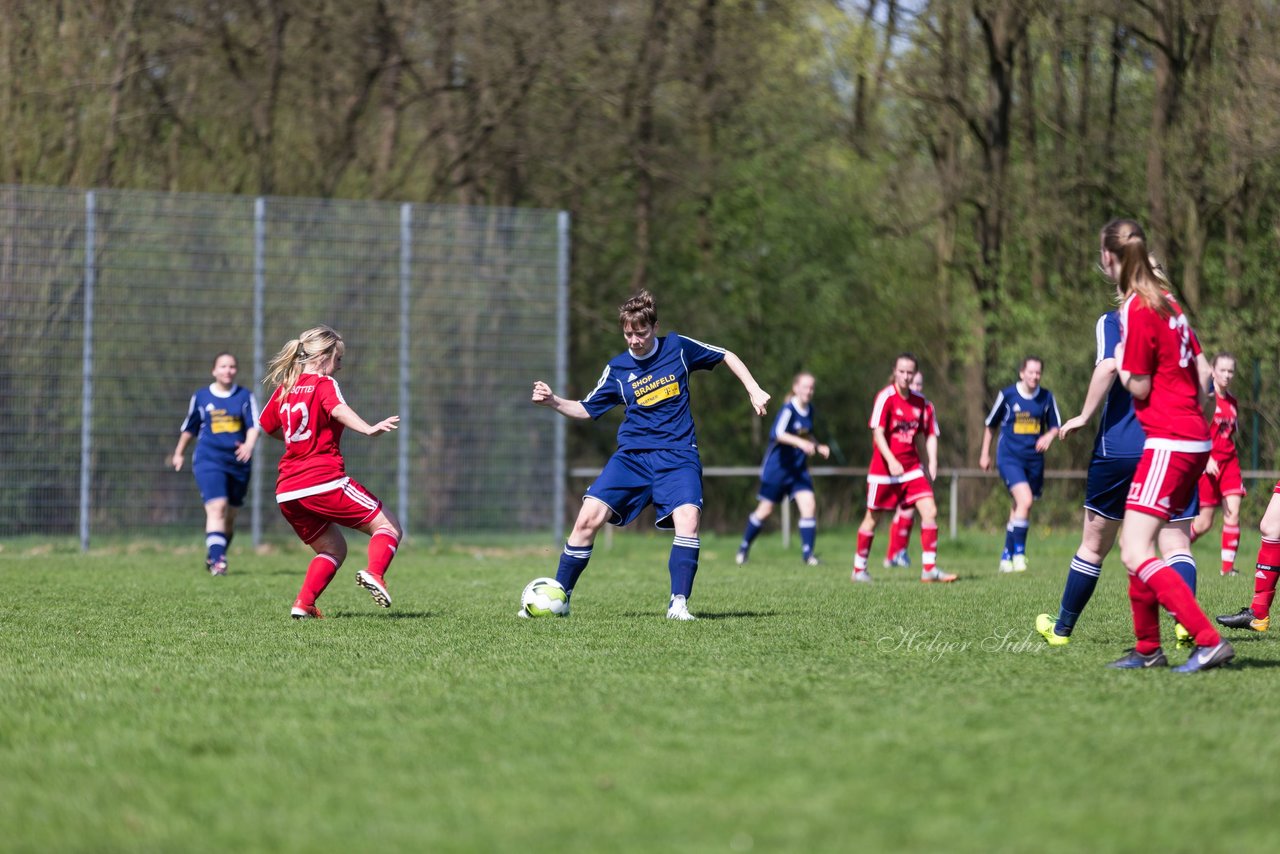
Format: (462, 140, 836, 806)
(1106, 647, 1169, 669)
(1216, 607, 1260, 629)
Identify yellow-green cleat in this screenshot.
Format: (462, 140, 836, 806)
(1035, 613, 1069, 647)
(1173, 622, 1194, 649)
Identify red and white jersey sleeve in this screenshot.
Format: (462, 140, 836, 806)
(867, 384, 927, 475)
(925, 400, 940, 438)
(1210, 391, 1239, 460)
(1120, 293, 1209, 444)
(261, 373, 350, 500)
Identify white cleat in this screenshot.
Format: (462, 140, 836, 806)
(735, 550, 748, 566)
(1012, 554, 1028, 573)
(999, 559, 1015, 574)
(851, 569, 873, 583)
(667, 595, 697, 621)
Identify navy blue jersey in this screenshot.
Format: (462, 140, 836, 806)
(985, 383, 1060, 462)
(581, 332, 726, 451)
(180, 384, 259, 468)
(1093, 311, 1145, 459)
(760, 399, 817, 475)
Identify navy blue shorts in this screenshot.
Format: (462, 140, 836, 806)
(757, 467, 815, 504)
(586, 448, 703, 529)
(1084, 454, 1198, 521)
(998, 454, 1045, 498)
(193, 462, 251, 507)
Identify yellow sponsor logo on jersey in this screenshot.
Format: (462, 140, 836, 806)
(210, 413, 243, 434)
(1012, 412, 1040, 435)
(637, 380, 680, 407)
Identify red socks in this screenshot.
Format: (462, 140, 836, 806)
(1251, 537, 1280, 620)
(296, 553, 341, 607)
(367, 526, 400, 578)
(1221, 524, 1240, 574)
(920, 524, 938, 573)
(855, 529, 874, 571)
(1131, 558, 1220, 649)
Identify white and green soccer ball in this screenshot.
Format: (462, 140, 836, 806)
(520, 577, 569, 618)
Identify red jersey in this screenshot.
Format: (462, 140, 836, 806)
(867, 384, 933, 474)
(925, 400, 941, 438)
(1119, 293, 1209, 443)
(1209, 390, 1239, 461)
(258, 373, 351, 500)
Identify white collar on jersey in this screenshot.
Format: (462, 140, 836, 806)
(790, 400, 810, 416)
(1015, 381, 1038, 399)
(207, 383, 236, 398)
(632, 339, 660, 361)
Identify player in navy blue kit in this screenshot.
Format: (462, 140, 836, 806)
(980, 357, 1061, 573)
(736, 372, 830, 567)
(1035, 309, 1202, 645)
(171, 352, 260, 576)
(530, 290, 771, 620)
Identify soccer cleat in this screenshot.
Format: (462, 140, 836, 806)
(209, 558, 228, 577)
(891, 549, 911, 568)
(851, 569, 873, 583)
(1035, 613, 1069, 647)
(735, 549, 748, 566)
(921, 568, 957, 583)
(1106, 647, 1168, 669)
(355, 570, 392, 608)
(1012, 554, 1028, 573)
(1173, 622, 1194, 650)
(804, 555, 821, 567)
(1216, 607, 1269, 631)
(667, 595, 697, 621)
(1172, 640, 1236, 673)
(999, 559, 1015, 574)
(290, 602, 324, 620)
(1221, 569, 1239, 577)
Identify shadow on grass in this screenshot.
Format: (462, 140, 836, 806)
(323, 611, 433, 620)
(616, 610, 781, 620)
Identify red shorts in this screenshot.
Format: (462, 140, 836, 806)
(278, 477, 383, 544)
(1197, 455, 1246, 507)
(867, 469, 934, 511)
(1126, 444, 1209, 520)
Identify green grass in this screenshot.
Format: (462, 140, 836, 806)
(2, 527, 1278, 853)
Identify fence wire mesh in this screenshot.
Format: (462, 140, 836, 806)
(0, 185, 565, 545)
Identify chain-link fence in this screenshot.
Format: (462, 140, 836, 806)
(0, 185, 568, 548)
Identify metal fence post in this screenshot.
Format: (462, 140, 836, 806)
(79, 191, 96, 553)
(251, 197, 266, 548)
(950, 473, 958, 540)
(398, 203, 412, 538)
(554, 211, 570, 545)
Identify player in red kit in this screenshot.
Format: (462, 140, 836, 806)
(852, 353, 955, 584)
(257, 325, 403, 619)
(883, 370, 939, 569)
(1191, 353, 1246, 575)
(1102, 218, 1233, 671)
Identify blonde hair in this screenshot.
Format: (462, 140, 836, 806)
(1101, 219, 1172, 316)
(263, 325, 344, 395)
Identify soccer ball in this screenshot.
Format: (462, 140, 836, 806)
(520, 577, 569, 618)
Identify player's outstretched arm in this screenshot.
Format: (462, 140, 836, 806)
(1060, 357, 1117, 440)
(171, 432, 193, 471)
(531, 381, 591, 419)
(720, 351, 770, 416)
(235, 427, 261, 462)
(331, 404, 399, 437)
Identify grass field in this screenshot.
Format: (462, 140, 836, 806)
(3, 526, 1279, 853)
